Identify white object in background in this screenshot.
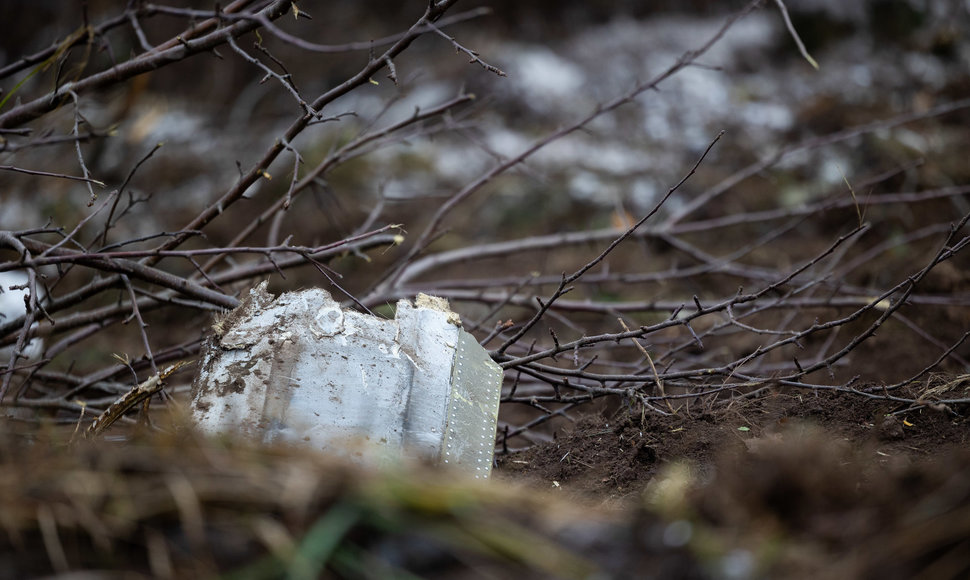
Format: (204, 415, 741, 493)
(0, 269, 45, 362)
(190, 283, 503, 478)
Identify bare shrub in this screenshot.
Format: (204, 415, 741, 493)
(1, 0, 968, 448)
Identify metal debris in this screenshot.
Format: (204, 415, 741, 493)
(191, 282, 503, 477)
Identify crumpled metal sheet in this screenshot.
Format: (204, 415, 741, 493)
(190, 282, 502, 477)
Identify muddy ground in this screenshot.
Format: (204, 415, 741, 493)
(497, 383, 970, 500)
(491, 382, 970, 578)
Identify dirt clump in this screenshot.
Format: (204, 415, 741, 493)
(496, 383, 970, 578)
(694, 426, 970, 579)
(496, 384, 970, 499)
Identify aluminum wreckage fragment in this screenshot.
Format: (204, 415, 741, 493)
(191, 282, 503, 478)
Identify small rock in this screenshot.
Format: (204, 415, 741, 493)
(877, 416, 904, 441)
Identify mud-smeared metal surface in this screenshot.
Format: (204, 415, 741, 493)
(191, 282, 501, 476)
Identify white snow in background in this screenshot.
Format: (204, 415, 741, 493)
(739, 102, 795, 131)
(536, 139, 651, 174)
(484, 128, 531, 158)
(569, 171, 610, 203)
(851, 65, 873, 88)
(820, 157, 850, 185)
(6, 5, 967, 228)
(506, 46, 587, 107)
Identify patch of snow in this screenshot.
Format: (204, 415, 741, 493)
(507, 46, 586, 100)
(740, 102, 795, 131)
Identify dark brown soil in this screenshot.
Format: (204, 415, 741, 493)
(496, 384, 970, 500)
(494, 383, 970, 578)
